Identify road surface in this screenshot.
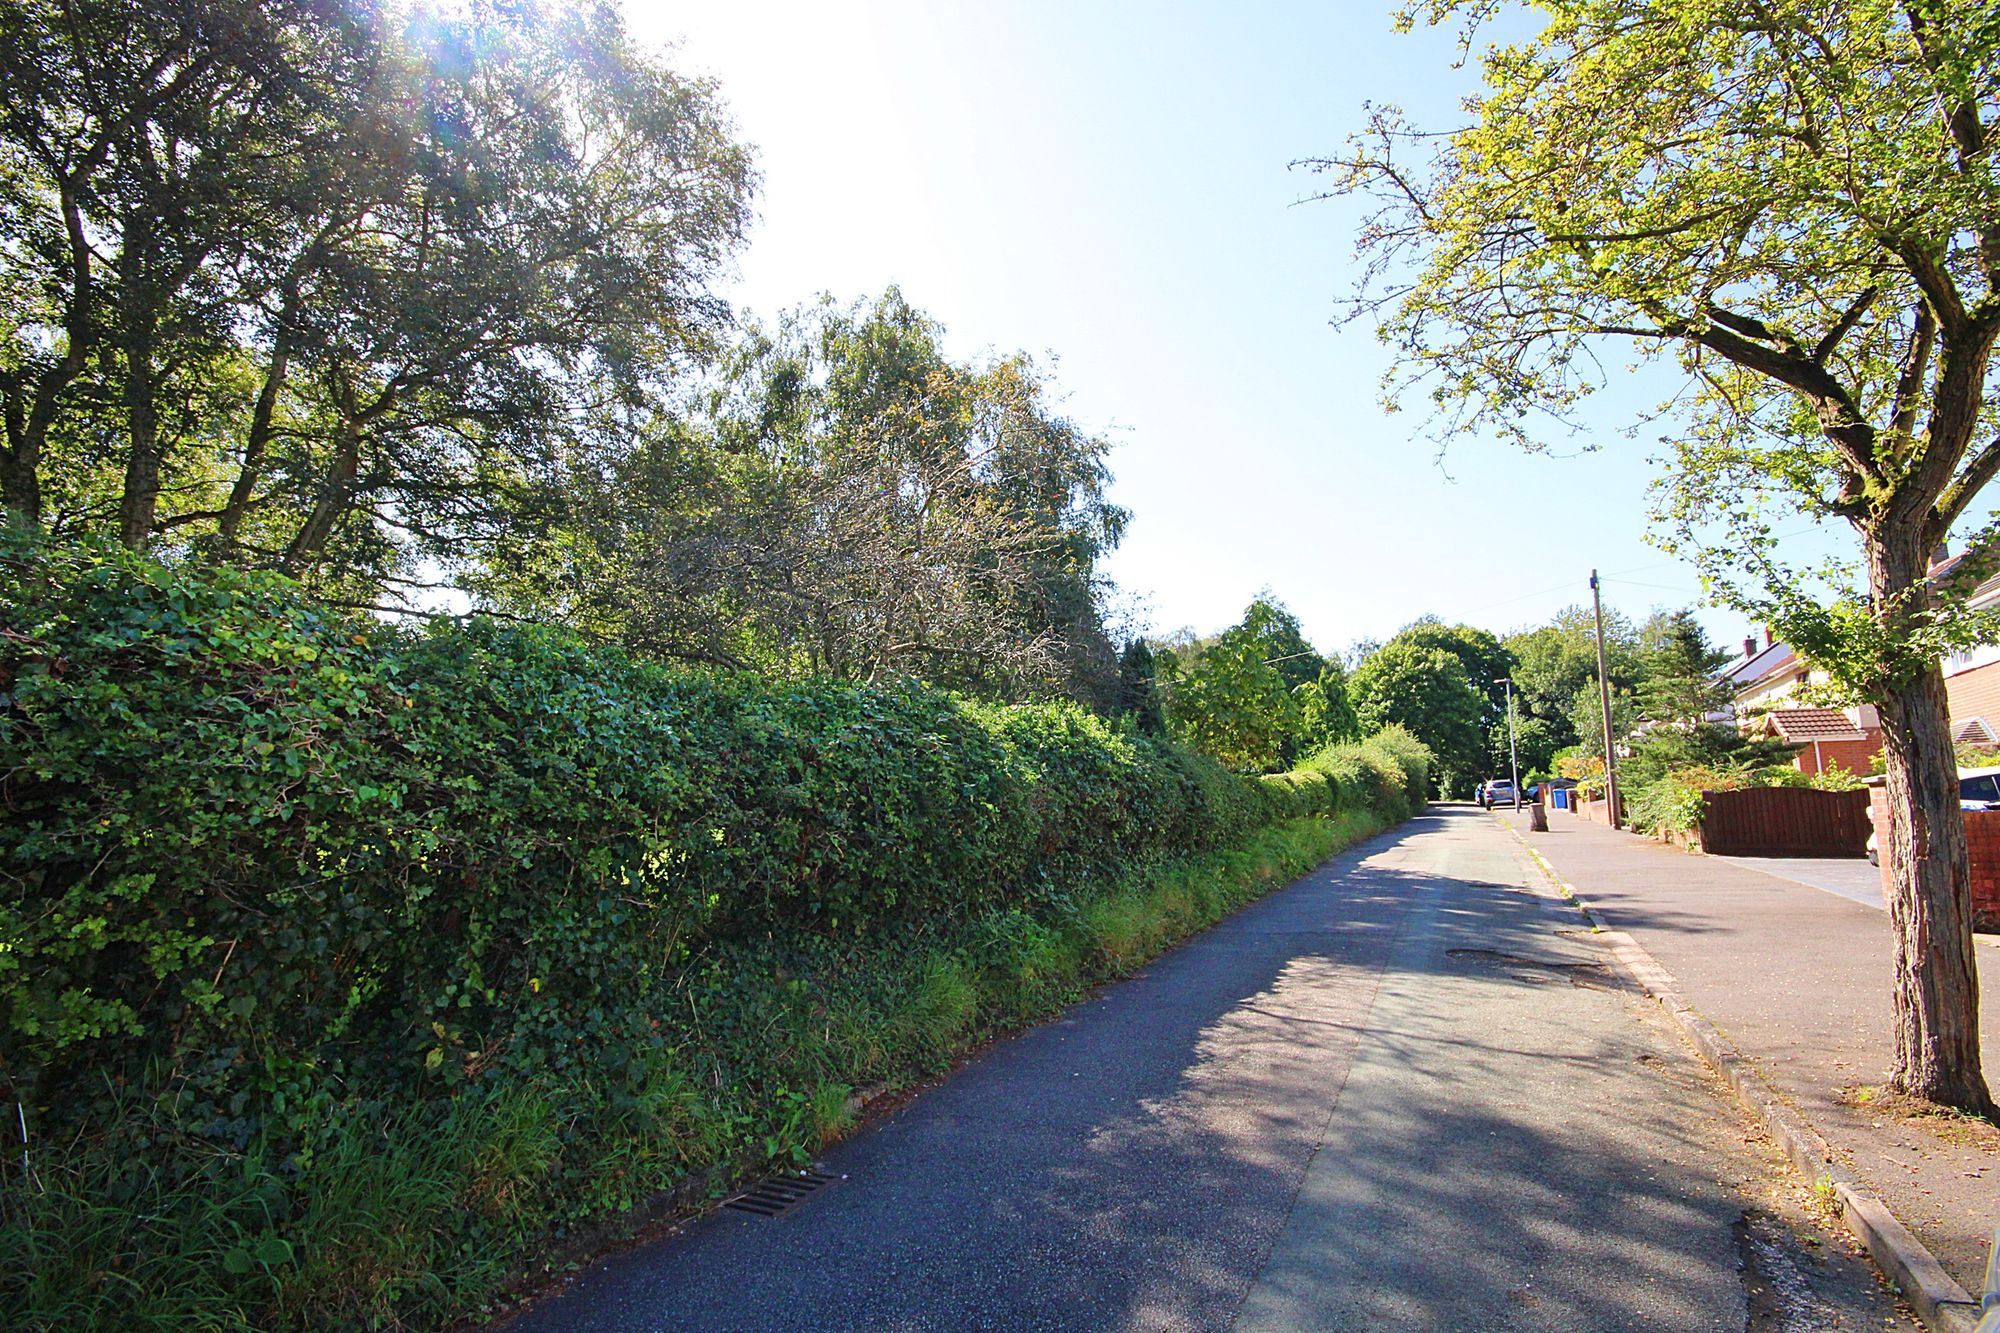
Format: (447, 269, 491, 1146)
(504, 807, 1910, 1332)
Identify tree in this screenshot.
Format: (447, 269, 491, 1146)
(1298, 661, 1360, 751)
(1159, 631, 1299, 773)
(1154, 597, 1329, 771)
(1350, 640, 1488, 795)
(1238, 595, 1327, 690)
(1116, 640, 1168, 735)
(1504, 605, 1642, 774)
(1564, 679, 1638, 783)
(474, 290, 1127, 698)
(1313, 0, 2000, 1112)
(1229, 595, 1328, 765)
(1621, 611, 1794, 787)
(1635, 611, 1734, 734)
(2, 0, 754, 595)
(1392, 617, 1516, 772)
(0, 0, 373, 535)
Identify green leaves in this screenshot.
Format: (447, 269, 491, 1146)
(221, 1234, 294, 1277)
(0, 534, 1343, 1167)
(1318, 0, 2000, 692)
(0, 532, 1442, 1327)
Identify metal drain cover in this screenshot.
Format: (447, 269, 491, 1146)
(724, 1170, 838, 1218)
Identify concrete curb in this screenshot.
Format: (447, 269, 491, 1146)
(1495, 817, 1981, 1333)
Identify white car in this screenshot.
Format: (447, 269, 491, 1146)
(1865, 766, 2000, 863)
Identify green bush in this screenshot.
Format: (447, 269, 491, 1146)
(0, 536, 1426, 1329)
(1298, 725, 1434, 823)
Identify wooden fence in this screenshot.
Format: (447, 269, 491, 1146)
(1697, 787, 1871, 858)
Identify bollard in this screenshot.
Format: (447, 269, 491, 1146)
(1528, 800, 1549, 832)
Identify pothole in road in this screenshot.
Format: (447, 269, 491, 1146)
(1445, 948, 1619, 990)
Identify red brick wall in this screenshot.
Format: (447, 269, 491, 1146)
(1945, 659, 2000, 733)
(1794, 735, 1881, 777)
(1869, 787, 2000, 928)
(1572, 797, 1622, 826)
(1964, 812, 2000, 928)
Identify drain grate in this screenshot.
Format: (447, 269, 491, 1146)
(723, 1170, 838, 1219)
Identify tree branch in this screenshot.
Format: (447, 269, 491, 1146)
(1937, 434, 2000, 534)
(1812, 286, 1879, 363)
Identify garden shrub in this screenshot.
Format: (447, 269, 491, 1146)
(0, 536, 1430, 1329)
(1623, 760, 1851, 837)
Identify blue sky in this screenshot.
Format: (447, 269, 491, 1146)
(625, 0, 1850, 654)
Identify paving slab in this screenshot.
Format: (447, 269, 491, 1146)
(1506, 803, 2000, 1293)
(1717, 857, 1887, 912)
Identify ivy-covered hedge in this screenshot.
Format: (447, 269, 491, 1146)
(0, 538, 1429, 1329)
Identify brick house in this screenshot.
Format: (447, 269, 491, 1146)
(1931, 553, 2000, 748)
(1749, 706, 1882, 777)
(1720, 630, 1883, 776)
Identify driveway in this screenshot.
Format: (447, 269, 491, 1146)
(1716, 856, 1885, 910)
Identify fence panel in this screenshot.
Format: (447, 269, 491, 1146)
(1698, 787, 1871, 858)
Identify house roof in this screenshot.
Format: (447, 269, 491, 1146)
(1925, 551, 2000, 609)
(1757, 706, 1867, 744)
(1722, 640, 1797, 689)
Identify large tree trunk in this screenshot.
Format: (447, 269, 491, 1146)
(2, 182, 96, 531)
(219, 325, 293, 544)
(117, 212, 163, 551)
(118, 343, 162, 550)
(1870, 530, 1995, 1116)
(0, 396, 41, 529)
(282, 418, 362, 573)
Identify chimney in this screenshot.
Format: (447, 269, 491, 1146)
(1743, 636, 1757, 660)
(1932, 541, 1950, 569)
(1764, 625, 1776, 648)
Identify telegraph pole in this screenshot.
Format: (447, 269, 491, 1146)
(1590, 569, 1620, 827)
(1496, 676, 1521, 810)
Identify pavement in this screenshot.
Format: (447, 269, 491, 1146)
(1501, 802, 2000, 1301)
(503, 808, 1914, 1332)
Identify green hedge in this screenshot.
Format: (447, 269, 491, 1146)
(0, 537, 1428, 1328)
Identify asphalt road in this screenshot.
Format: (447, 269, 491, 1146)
(504, 807, 1912, 1332)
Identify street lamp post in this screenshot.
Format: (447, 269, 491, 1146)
(1496, 676, 1521, 811)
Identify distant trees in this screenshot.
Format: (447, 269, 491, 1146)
(1349, 636, 1489, 795)
(1115, 641, 1167, 735)
(1297, 661, 1360, 753)
(1161, 630, 1301, 773)
(1155, 596, 1353, 772)
(1501, 607, 1639, 777)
